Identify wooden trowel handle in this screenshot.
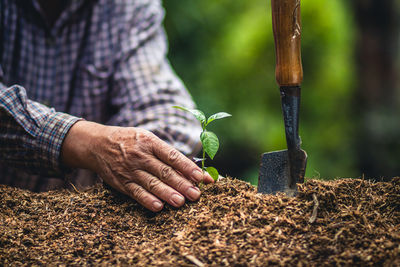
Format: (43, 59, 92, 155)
(272, 0, 303, 87)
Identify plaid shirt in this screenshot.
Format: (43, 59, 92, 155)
(0, 0, 201, 191)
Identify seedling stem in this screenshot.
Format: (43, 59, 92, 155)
(173, 106, 231, 181)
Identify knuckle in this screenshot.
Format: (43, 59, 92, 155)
(180, 164, 193, 175)
(129, 185, 145, 200)
(160, 166, 173, 182)
(137, 157, 154, 171)
(131, 170, 142, 182)
(136, 129, 153, 143)
(168, 149, 179, 163)
(135, 130, 156, 154)
(176, 179, 188, 192)
(147, 178, 162, 192)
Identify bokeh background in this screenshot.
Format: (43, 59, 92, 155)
(163, 0, 400, 184)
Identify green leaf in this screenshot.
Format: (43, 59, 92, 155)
(200, 131, 219, 159)
(206, 166, 219, 181)
(206, 112, 232, 126)
(173, 106, 206, 123)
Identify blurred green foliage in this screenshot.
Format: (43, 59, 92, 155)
(163, 0, 358, 184)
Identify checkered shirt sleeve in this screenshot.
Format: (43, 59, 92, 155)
(0, 83, 81, 176)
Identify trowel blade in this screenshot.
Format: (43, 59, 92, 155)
(257, 150, 297, 197)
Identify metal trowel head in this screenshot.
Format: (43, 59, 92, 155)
(258, 148, 307, 197)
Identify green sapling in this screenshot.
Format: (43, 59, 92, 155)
(173, 106, 232, 181)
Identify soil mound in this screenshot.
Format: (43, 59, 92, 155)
(1, 177, 399, 266)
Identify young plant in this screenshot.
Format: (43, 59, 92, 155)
(173, 106, 232, 181)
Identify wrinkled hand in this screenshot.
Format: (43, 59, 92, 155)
(62, 121, 213, 212)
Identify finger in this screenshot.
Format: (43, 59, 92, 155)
(124, 182, 164, 212)
(133, 169, 187, 207)
(152, 139, 213, 184)
(142, 157, 202, 201)
(203, 171, 214, 183)
(177, 169, 214, 184)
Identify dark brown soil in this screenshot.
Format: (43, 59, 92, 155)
(0, 177, 399, 266)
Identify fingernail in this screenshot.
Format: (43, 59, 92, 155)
(187, 186, 201, 201)
(152, 201, 163, 211)
(192, 169, 203, 182)
(171, 193, 185, 207)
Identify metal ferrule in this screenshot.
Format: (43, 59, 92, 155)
(280, 86, 302, 151)
(280, 86, 306, 185)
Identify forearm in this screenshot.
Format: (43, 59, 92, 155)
(0, 84, 80, 175)
(61, 120, 106, 171)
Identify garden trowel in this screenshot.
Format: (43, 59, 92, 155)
(258, 0, 307, 197)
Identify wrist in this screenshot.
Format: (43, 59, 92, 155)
(61, 120, 107, 171)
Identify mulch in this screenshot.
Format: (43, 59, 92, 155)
(0, 177, 399, 266)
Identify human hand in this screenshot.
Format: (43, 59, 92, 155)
(62, 121, 213, 212)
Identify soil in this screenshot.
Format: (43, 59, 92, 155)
(0, 177, 399, 266)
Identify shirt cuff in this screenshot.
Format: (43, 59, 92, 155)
(37, 112, 82, 175)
